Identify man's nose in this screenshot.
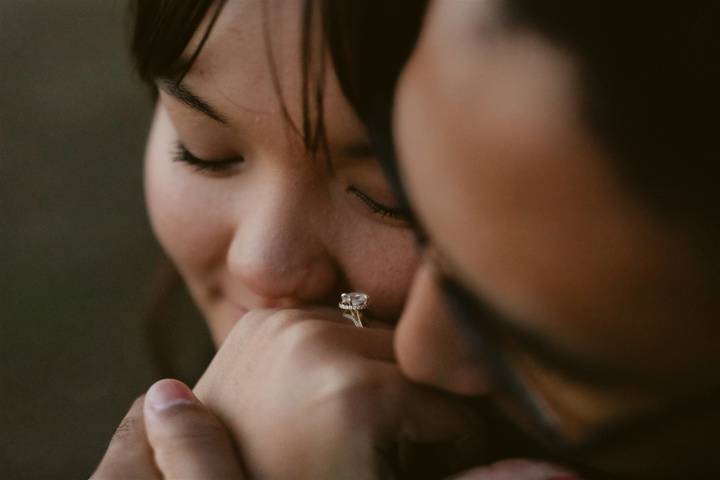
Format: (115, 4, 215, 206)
(395, 256, 493, 396)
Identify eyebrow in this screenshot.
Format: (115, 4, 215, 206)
(157, 79, 229, 125)
(157, 77, 378, 170)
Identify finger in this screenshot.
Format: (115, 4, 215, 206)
(239, 308, 397, 361)
(91, 396, 160, 480)
(144, 379, 246, 480)
(261, 305, 395, 331)
(372, 367, 488, 476)
(302, 321, 397, 362)
(321, 361, 482, 445)
(448, 458, 580, 479)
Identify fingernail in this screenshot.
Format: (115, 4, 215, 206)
(146, 379, 196, 411)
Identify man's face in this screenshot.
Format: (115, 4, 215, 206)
(392, 0, 716, 441)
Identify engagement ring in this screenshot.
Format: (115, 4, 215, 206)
(339, 292, 369, 328)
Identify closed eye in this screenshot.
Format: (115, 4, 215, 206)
(346, 186, 410, 222)
(173, 141, 243, 173)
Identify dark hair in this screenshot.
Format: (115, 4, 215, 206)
(507, 3, 720, 232)
(130, 0, 331, 157)
(321, 0, 428, 226)
(130, 0, 215, 85)
(325, 1, 720, 239)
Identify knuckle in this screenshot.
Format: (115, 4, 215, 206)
(341, 367, 386, 400)
(268, 308, 306, 330)
(245, 308, 304, 340)
(153, 418, 228, 466)
(283, 319, 330, 352)
(156, 403, 228, 445)
(110, 396, 145, 444)
(318, 363, 383, 411)
(112, 416, 138, 443)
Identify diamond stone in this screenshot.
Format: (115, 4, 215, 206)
(339, 292, 369, 310)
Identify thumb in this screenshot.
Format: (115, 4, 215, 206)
(143, 379, 246, 480)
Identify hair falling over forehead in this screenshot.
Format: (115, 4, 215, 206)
(130, 0, 218, 84)
(129, 0, 333, 158)
(129, 0, 428, 224)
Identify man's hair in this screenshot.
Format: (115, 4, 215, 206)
(325, 1, 720, 239)
(504, 2, 720, 229)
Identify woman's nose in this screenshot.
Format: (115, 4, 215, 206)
(225, 182, 337, 304)
(395, 257, 493, 396)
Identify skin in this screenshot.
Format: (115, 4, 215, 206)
(394, 0, 720, 473)
(96, 0, 720, 478)
(94, 376, 572, 480)
(144, 0, 418, 345)
(96, 310, 574, 480)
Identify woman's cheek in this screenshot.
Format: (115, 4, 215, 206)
(144, 108, 230, 281)
(150, 174, 234, 289)
(339, 224, 419, 321)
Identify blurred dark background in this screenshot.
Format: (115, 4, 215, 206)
(1, 1, 207, 478)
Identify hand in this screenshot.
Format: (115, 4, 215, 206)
(92, 379, 245, 479)
(193, 307, 486, 479)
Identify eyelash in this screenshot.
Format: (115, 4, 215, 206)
(173, 142, 243, 172)
(346, 186, 408, 221)
(172, 142, 405, 221)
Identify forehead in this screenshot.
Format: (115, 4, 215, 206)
(180, 0, 305, 113)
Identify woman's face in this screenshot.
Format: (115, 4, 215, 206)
(144, 0, 418, 345)
(393, 0, 716, 441)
